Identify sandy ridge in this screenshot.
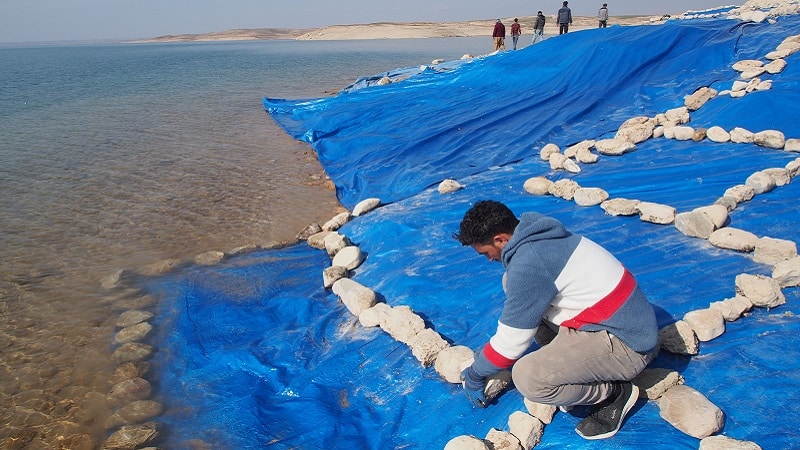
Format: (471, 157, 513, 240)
(135, 15, 664, 43)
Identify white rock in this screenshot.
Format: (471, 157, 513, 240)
(194, 251, 225, 266)
(444, 435, 489, 450)
(708, 227, 759, 252)
(729, 89, 747, 98)
(523, 399, 557, 424)
(735, 273, 786, 308)
(665, 106, 690, 124)
(699, 435, 763, 450)
(683, 308, 725, 341)
(731, 80, 749, 92)
(762, 167, 791, 186)
(632, 368, 684, 400)
(684, 87, 718, 111)
(323, 232, 350, 257)
(548, 152, 567, 170)
(438, 179, 464, 194)
(714, 196, 738, 211)
(379, 305, 426, 344)
(322, 211, 351, 231)
(484, 429, 522, 450)
(785, 138, 800, 152)
(573, 187, 609, 206)
(672, 126, 696, 141)
(637, 202, 676, 225)
(331, 245, 364, 270)
(731, 59, 763, 72)
(548, 179, 580, 200)
(773, 256, 800, 287)
(754, 236, 798, 265)
(407, 328, 449, 367)
(787, 157, 800, 176)
(539, 143, 560, 160)
(600, 198, 640, 216)
(484, 371, 513, 403)
(564, 140, 595, 157)
(616, 121, 655, 144)
(352, 198, 381, 216)
(695, 205, 728, 228)
(706, 126, 731, 143)
(331, 278, 377, 316)
(740, 67, 767, 79)
(723, 184, 755, 203)
(508, 411, 544, 450)
(658, 385, 725, 439)
(562, 158, 581, 173)
(753, 130, 786, 149)
(764, 58, 787, 74)
(710, 295, 753, 322)
(594, 138, 636, 155)
(674, 205, 727, 239)
(653, 125, 665, 138)
(306, 230, 334, 250)
(434, 345, 475, 383)
(114, 322, 153, 345)
(659, 320, 699, 355)
(523, 177, 553, 196)
(358, 302, 391, 327)
(738, 10, 768, 23)
(756, 79, 772, 91)
(575, 147, 599, 163)
(745, 171, 776, 194)
(323, 265, 349, 289)
(730, 127, 754, 143)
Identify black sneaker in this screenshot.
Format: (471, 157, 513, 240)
(575, 382, 639, 440)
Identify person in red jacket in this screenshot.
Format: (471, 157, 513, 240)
(492, 19, 506, 52)
(510, 18, 521, 50)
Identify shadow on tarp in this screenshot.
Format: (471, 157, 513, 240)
(142, 13, 800, 450)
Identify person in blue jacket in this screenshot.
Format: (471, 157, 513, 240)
(455, 200, 659, 440)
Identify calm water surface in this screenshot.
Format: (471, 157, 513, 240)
(0, 37, 487, 447)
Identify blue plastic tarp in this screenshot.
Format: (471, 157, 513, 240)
(145, 13, 800, 449)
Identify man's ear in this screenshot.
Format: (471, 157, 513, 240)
(493, 233, 510, 247)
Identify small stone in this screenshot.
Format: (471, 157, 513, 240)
(665, 106, 690, 124)
(332, 278, 376, 316)
(523, 176, 554, 196)
(116, 310, 154, 328)
(685, 87, 717, 111)
(730, 127, 754, 144)
(108, 378, 152, 406)
(306, 231, 334, 250)
(331, 245, 364, 270)
(438, 179, 464, 194)
(539, 143, 560, 160)
(659, 320, 699, 355)
(358, 302, 391, 328)
(407, 328, 449, 367)
(723, 185, 755, 203)
(508, 411, 544, 450)
(137, 258, 183, 277)
(103, 422, 159, 450)
(523, 399, 557, 424)
(548, 179, 580, 200)
(637, 202, 676, 225)
(352, 198, 381, 216)
(745, 171, 776, 194)
(573, 187, 609, 206)
(322, 265, 349, 289)
(706, 126, 731, 143)
(600, 198, 640, 216)
(708, 227, 758, 252)
(785, 139, 800, 152)
(322, 211, 351, 231)
(114, 322, 153, 345)
(444, 435, 489, 450)
(594, 138, 636, 155)
(735, 273, 786, 308)
(194, 251, 224, 266)
(753, 130, 786, 149)
(658, 385, 724, 439)
(112, 343, 155, 364)
(323, 232, 350, 257)
(683, 308, 725, 342)
(379, 305, 426, 344)
(764, 58, 787, 74)
(753, 236, 797, 266)
(632, 367, 684, 400)
(434, 345, 475, 383)
(111, 361, 151, 383)
(710, 295, 753, 321)
(296, 223, 323, 240)
(773, 256, 800, 287)
(484, 429, 522, 450)
(699, 435, 763, 450)
(762, 168, 791, 186)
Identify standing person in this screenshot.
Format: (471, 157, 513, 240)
(557, 1, 572, 35)
(532, 11, 546, 44)
(598, 3, 609, 28)
(510, 18, 522, 50)
(492, 19, 506, 51)
(455, 200, 659, 440)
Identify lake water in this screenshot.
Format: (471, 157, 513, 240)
(0, 36, 489, 447)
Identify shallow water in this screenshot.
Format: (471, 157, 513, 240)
(0, 37, 488, 447)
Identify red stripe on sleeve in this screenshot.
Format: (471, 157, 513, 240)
(482, 343, 517, 369)
(561, 269, 636, 329)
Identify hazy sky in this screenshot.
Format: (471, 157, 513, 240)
(1, 0, 740, 43)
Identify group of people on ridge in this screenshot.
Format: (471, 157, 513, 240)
(492, 2, 610, 51)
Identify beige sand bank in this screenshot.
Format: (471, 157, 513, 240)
(137, 15, 664, 43)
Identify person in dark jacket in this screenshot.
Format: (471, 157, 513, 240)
(455, 200, 659, 440)
(598, 3, 609, 28)
(532, 11, 546, 44)
(492, 19, 506, 51)
(557, 1, 573, 34)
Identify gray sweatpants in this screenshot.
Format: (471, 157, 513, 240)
(511, 325, 656, 407)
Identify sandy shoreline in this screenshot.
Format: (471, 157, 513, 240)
(134, 15, 666, 43)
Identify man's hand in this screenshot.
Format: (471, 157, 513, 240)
(460, 367, 487, 408)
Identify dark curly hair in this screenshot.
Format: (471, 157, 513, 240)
(454, 200, 520, 245)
